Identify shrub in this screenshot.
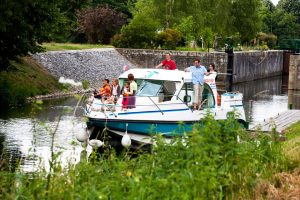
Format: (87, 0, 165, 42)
(154, 28, 183, 50)
(77, 6, 126, 44)
(112, 15, 160, 49)
(0, 113, 290, 199)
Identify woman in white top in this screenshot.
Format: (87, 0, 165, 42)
(126, 73, 137, 109)
(111, 79, 120, 103)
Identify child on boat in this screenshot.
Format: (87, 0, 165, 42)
(111, 79, 120, 104)
(122, 81, 130, 110)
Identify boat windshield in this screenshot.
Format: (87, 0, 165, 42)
(136, 80, 162, 96)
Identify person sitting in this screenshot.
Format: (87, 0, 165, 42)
(94, 79, 111, 100)
(122, 81, 130, 110)
(155, 53, 177, 70)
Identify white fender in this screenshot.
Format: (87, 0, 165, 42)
(89, 139, 104, 148)
(121, 132, 131, 148)
(76, 131, 88, 142)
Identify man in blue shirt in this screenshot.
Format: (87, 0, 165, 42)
(185, 59, 209, 110)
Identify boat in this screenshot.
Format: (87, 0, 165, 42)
(83, 68, 247, 149)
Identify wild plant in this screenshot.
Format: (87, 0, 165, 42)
(0, 107, 291, 200)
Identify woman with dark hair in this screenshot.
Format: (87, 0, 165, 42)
(126, 73, 137, 108)
(208, 63, 218, 80)
(208, 63, 216, 72)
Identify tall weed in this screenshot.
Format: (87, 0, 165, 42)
(0, 113, 289, 199)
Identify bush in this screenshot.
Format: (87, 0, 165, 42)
(0, 113, 290, 199)
(77, 6, 126, 44)
(154, 28, 183, 50)
(112, 15, 160, 49)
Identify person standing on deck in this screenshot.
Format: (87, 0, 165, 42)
(185, 59, 210, 110)
(155, 53, 177, 70)
(111, 79, 121, 103)
(126, 73, 137, 108)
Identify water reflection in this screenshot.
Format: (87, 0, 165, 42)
(0, 97, 87, 172)
(0, 76, 297, 171)
(232, 75, 288, 125)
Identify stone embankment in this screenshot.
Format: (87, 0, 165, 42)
(33, 48, 136, 88)
(33, 48, 284, 90)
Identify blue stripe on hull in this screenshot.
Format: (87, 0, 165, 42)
(88, 119, 193, 136)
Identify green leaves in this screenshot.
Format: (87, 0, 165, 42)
(0, 113, 292, 199)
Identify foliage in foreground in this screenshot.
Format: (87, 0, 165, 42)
(0, 113, 294, 199)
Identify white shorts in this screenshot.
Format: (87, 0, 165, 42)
(193, 84, 204, 104)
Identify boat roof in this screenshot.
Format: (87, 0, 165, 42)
(119, 68, 192, 82)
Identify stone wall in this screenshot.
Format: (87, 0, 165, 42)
(288, 54, 300, 109)
(33, 48, 284, 89)
(117, 49, 284, 84)
(116, 48, 228, 73)
(288, 54, 300, 90)
(33, 48, 136, 88)
(232, 50, 283, 83)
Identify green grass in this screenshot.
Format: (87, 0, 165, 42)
(282, 121, 300, 163)
(176, 46, 208, 52)
(42, 43, 113, 51)
(0, 57, 61, 106)
(1, 114, 297, 199)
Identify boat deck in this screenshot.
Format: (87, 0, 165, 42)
(250, 110, 300, 132)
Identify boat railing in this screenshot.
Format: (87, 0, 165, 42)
(147, 96, 164, 115)
(87, 94, 192, 115)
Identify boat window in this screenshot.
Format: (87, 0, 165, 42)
(136, 80, 163, 96)
(178, 82, 194, 106)
(178, 82, 215, 108)
(202, 84, 215, 108)
(119, 78, 143, 92)
(160, 81, 178, 101)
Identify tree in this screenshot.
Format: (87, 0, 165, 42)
(112, 14, 160, 48)
(112, 0, 160, 48)
(175, 16, 196, 45)
(90, 0, 136, 17)
(277, 0, 300, 38)
(0, 0, 64, 71)
(272, 10, 298, 40)
(154, 28, 183, 49)
(260, 0, 276, 34)
(230, 0, 262, 43)
(77, 6, 126, 44)
(54, 0, 90, 42)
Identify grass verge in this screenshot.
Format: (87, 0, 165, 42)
(42, 43, 113, 51)
(0, 57, 61, 106)
(1, 114, 299, 199)
(253, 121, 300, 199)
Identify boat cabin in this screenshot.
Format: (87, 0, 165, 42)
(118, 69, 216, 109)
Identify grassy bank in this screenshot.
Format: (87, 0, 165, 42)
(0, 57, 61, 106)
(1, 114, 299, 199)
(42, 43, 113, 51)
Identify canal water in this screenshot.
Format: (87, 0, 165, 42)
(0, 75, 292, 171)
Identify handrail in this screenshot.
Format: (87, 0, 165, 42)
(86, 96, 95, 114)
(101, 103, 117, 118)
(175, 95, 192, 110)
(99, 96, 118, 118)
(87, 94, 193, 115)
(148, 96, 164, 115)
